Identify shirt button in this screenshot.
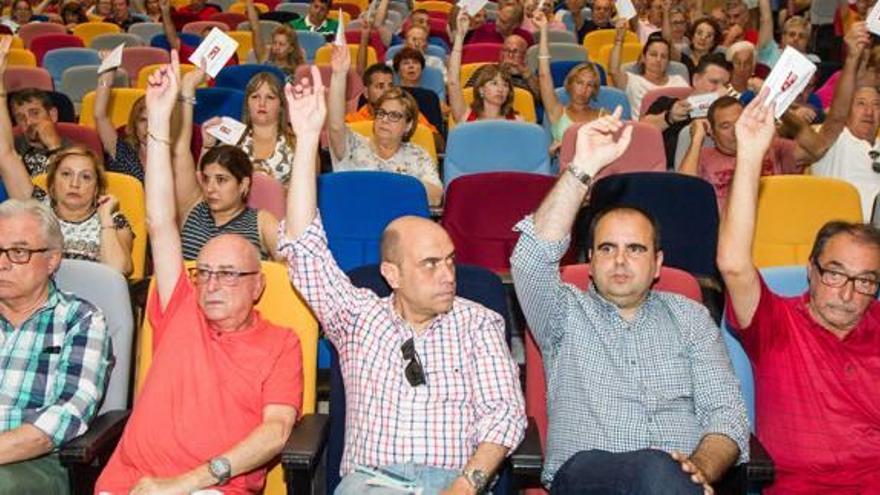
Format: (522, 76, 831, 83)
(647, 417, 653, 423)
(630, 359, 636, 365)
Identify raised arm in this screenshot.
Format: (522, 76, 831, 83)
(534, 11, 563, 123)
(327, 44, 350, 163)
(355, 19, 371, 76)
(94, 52, 121, 158)
(757, 0, 773, 50)
(247, 0, 268, 63)
(447, 11, 470, 123)
(173, 64, 207, 223)
(159, 0, 181, 51)
(0, 36, 33, 200)
(609, 17, 629, 89)
(370, 0, 392, 46)
(716, 89, 774, 328)
(661, 0, 682, 61)
(678, 118, 708, 174)
(144, 51, 185, 308)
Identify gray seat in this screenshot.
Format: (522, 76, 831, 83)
(213, 0, 236, 11)
(623, 60, 690, 81)
(61, 65, 130, 113)
(526, 42, 588, 73)
(53, 260, 134, 414)
(237, 20, 281, 46)
(90, 32, 145, 51)
(127, 22, 164, 44)
(546, 29, 577, 44)
(276, 2, 309, 16)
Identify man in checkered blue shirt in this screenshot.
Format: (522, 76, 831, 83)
(0, 199, 111, 494)
(511, 109, 750, 494)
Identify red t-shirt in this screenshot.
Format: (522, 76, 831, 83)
(96, 271, 303, 494)
(178, 3, 221, 21)
(698, 137, 800, 212)
(726, 277, 880, 494)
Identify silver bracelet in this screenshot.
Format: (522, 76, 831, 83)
(177, 95, 196, 105)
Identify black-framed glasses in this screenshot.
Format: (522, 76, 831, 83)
(400, 337, 426, 387)
(0, 247, 49, 264)
(812, 260, 880, 296)
(375, 109, 406, 123)
(870, 150, 880, 173)
(187, 267, 259, 287)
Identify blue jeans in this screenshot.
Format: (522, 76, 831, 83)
(550, 449, 703, 495)
(335, 463, 460, 495)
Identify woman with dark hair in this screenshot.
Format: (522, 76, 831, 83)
(610, 24, 689, 118)
(448, 12, 522, 122)
(172, 69, 281, 260)
(393, 46, 425, 89)
(61, 1, 89, 30)
(667, 16, 723, 77)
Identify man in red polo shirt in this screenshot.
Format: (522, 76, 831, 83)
(95, 52, 303, 495)
(718, 90, 880, 494)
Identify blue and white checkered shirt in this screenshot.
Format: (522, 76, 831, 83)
(510, 217, 749, 486)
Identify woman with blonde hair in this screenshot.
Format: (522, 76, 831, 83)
(95, 53, 150, 182)
(246, 0, 305, 76)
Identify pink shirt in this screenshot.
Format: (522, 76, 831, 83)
(726, 277, 880, 494)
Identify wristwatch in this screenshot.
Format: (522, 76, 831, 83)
(460, 468, 489, 493)
(567, 165, 592, 187)
(208, 457, 232, 485)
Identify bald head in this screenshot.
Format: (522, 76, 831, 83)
(381, 216, 451, 264)
(198, 234, 261, 271)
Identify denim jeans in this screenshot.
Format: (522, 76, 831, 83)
(550, 449, 704, 495)
(335, 463, 460, 495)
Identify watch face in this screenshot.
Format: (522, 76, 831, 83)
(209, 457, 231, 478)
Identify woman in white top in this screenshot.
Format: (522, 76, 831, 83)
(609, 20, 689, 119)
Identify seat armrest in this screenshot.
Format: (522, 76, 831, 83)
(58, 409, 130, 465)
(281, 413, 329, 472)
(510, 417, 543, 477)
(745, 433, 774, 484)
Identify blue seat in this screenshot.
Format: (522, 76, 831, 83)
(444, 120, 551, 188)
(328, 263, 512, 493)
(150, 32, 201, 50)
(193, 87, 245, 124)
(0, 180, 7, 203)
(721, 265, 809, 429)
(550, 59, 606, 87)
(586, 172, 720, 279)
(295, 30, 327, 62)
(386, 43, 447, 62)
(555, 85, 631, 120)
(42, 48, 101, 89)
(393, 65, 445, 101)
(214, 64, 288, 89)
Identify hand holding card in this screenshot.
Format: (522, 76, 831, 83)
(188, 28, 238, 78)
(97, 43, 124, 74)
(615, 0, 637, 20)
(760, 46, 816, 119)
(205, 116, 246, 145)
(687, 92, 720, 119)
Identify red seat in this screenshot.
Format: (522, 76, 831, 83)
(441, 172, 575, 273)
(181, 20, 229, 34)
(345, 30, 386, 62)
(247, 172, 286, 219)
(639, 86, 694, 119)
(3, 66, 53, 91)
(30, 34, 84, 66)
(558, 121, 666, 181)
(120, 47, 169, 87)
(336, 3, 361, 19)
(15, 123, 103, 158)
(461, 42, 502, 64)
(18, 22, 67, 48)
(208, 12, 248, 31)
(523, 264, 703, 493)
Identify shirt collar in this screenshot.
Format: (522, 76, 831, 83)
(385, 292, 450, 337)
(585, 282, 658, 326)
(794, 291, 875, 343)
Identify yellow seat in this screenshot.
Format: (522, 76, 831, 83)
(327, 9, 351, 24)
(80, 88, 146, 128)
(87, 13, 105, 22)
(7, 48, 36, 67)
(170, 0, 190, 8)
(227, 31, 254, 63)
(753, 176, 863, 268)
(136, 63, 201, 88)
(10, 36, 23, 49)
(596, 42, 642, 83)
(33, 172, 147, 280)
(348, 121, 437, 162)
(459, 62, 488, 85)
(314, 44, 376, 66)
(134, 260, 319, 495)
(582, 28, 638, 56)
(414, 0, 453, 13)
(72, 22, 122, 46)
(335, 0, 367, 11)
(458, 86, 537, 123)
(229, 1, 268, 13)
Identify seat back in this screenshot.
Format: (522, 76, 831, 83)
(225, 30, 254, 62)
(392, 64, 445, 101)
(17, 122, 103, 158)
(30, 34, 85, 65)
(295, 30, 327, 62)
(54, 259, 134, 414)
(549, 60, 606, 87)
(208, 11, 249, 30)
(89, 32, 145, 50)
(62, 66, 129, 112)
(120, 47, 169, 87)
(248, 172, 286, 219)
(80, 88, 146, 128)
(442, 172, 563, 272)
(127, 22, 165, 44)
(41, 47, 101, 88)
(461, 42, 502, 64)
(6, 48, 36, 67)
(444, 120, 550, 187)
(638, 86, 693, 118)
(194, 87, 245, 124)
(525, 42, 588, 73)
(348, 120, 437, 161)
(524, 264, 702, 455)
(546, 29, 578, 44)
(559, 121, 664, 178)
(293, 64, 363, 105)
(317, 171, 430, 271)
(3, 66, 52, 91)
(582, 28, 637, 57)
(181, 20, 229, 34)
(754, 176, 862, 268)
(331, 263, 511, 492)
(555, 85, 631, 119)
(596, 42, 641, 80)
(136, 62, 199, 88)
(18, 21, 68, 48)
(457, 86, 537, 124)
(214, 63, 288, 90)
(314, 44, 377, 67)
(72, 21, 122, 45)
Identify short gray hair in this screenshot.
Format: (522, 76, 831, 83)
(726, 41, 756, 61)
(0, 199, 64, 250)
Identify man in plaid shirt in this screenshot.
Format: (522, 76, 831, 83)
(0, 199, 111, 494)
(278, 62, 526, 495)
(511, 108, 749, 494)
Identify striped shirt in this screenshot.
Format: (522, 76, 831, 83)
(510, 217, 750, 486)
(278, 216, 526, 476)
(181, 202, 268, 261)
(0, 282, 112, 446)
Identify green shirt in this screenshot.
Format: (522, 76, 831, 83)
(290, 16, 339, 35)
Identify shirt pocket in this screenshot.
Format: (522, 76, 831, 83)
(426, 357, 470, 403)
(646, 351, 693, 405)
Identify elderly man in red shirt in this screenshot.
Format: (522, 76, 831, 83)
(718, 90, 880, 494)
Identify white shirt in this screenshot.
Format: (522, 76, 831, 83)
(811, 127, 880, 222)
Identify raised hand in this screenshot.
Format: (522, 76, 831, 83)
(181, 60, 207, 93)
(285, 65, 327, 137)
(0, 36, 12, 78)
(844, 21, 870, 58)
(456, 11, 470, 38)
(734, 87, 775, 163)
(532, 9, 547, 30)
(571, 106, 634, 176)
(145, 49, 180, 120)
(330, 43, 350, 74)
(200, 116, 221, 148)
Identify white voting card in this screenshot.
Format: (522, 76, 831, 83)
(458, 0, 489, 16)
(761, 46, 817, 119)
(97, 43, 124, 74)
(687, 92, 720, 118)
(205, 116, 246, 145)
(615, 0, 637, 20)
(188, 27, 238, 78)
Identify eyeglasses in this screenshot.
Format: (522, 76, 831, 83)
(400, 337, 426, 387)
(870, 150, 880, 173)
(812, 260, 880, 296)
(0, 247, 49, 264)
(375, 109, 406, 123)
(188, 267, 259, 286)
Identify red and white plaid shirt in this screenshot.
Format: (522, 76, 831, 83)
(278, 216, 526, 476)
